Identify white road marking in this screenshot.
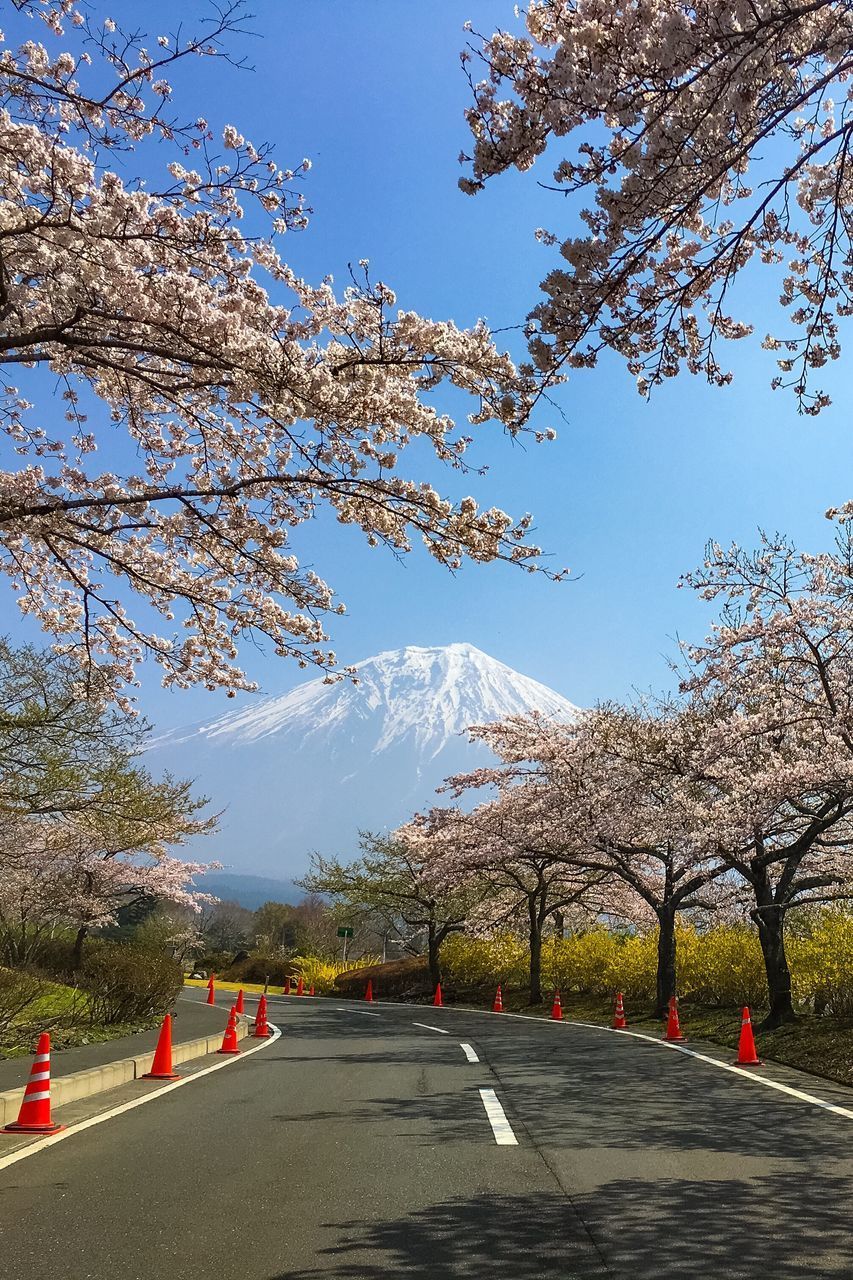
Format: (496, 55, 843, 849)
(370, 999, 853, 1123)
(412, 1022, 450, 1035)
(334, 1008, 381, 1018)
(0, 1022, 283, 1171)
(460, 1043, 479, 1063)
(479, 1088, 518, 1145)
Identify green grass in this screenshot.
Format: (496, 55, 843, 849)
(0, 974, 159, 1059)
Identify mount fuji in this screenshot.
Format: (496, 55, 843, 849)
(149, 643, 578, 878)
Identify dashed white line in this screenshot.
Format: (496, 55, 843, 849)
(460, 1043, 479, 1063)
(412, 1022, 450, 1035)
(335, 1008, 381, 1018)
(479, 1088, 518, 1145)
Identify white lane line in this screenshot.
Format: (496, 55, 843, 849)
(0, 1022, 283, 1172)
(334, 1008, 381, 1018)
(479, 1088, 518, 1145)
(412, 1022, 450, 1035)
(460, 1043, 479, 1063)
(367, 1000, 853, 1123)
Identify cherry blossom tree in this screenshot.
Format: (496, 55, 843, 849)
(1, 2, 562, 706)
(0, 638, 215, 966)
(0, 797, 213, 969)
(420, 781, 613, 1003)
(680, 522, 853, 1024)
(458, 708, 732, 1015)
(462, 2, 853, 412)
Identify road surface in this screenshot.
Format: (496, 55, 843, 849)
(1, 990, 851, 1278)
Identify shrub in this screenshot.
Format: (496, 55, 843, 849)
(442, 933, 528, 989)
(443, 924, 769, 1007)
(80, 943, 181, 1025)
(0, 968, 50, 1035)
(334, 956, 426, 997)
(676, 925, 767, 1007)
(789, 912, 853, 1016)
(290, 955, 379, 994)
(222, 951, 298, 985)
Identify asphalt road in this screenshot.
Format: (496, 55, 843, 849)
(1, 990, 852, 1279)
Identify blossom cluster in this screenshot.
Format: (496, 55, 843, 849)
(0, 2, 559, 705)
(462, 0, 853, 412)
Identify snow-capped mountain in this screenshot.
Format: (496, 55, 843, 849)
(150, 643, 577, 877)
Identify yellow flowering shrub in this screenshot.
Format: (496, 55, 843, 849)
(442, 933, 528, 987)
(290, 954, 380, 994)
(788, 912, 853, 1016)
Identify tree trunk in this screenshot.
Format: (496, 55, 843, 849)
(655, 906, 677, 1018)
(427, 922, 442, 989)
(72, 925, 89, 972)
(754, 902, 795, 1028)
(528, 896, 543, 1005)
(553, 910, 565, 940)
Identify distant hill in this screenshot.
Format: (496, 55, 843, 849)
(200, 872, 304, 910)
(150, 642, 578, 879)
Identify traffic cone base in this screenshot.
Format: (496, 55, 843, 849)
(4, 1119, 66, 1134)
(3, 1033, 65, 1134)
(143, 1013, 181, 1080)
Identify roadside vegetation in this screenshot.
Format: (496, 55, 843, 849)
(0, 639, 209, 1058)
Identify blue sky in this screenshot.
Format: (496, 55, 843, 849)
(7, 2, 853, 731)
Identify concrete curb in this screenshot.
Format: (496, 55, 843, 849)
(0, 1015, 250, 1127)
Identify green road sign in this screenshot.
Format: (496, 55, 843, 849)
(336, 927, 354, 938)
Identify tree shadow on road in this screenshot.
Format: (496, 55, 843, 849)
(269, 1192, 607, 1280)
(268, 1168, 853, 1280)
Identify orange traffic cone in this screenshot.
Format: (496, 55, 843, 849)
(365, 979, 374, 1003)
(296, 976, 304, 997)
(206, 975, 216, 1005)
(551, 991, 563, 1021)
(734, 1007, 763, 1066)
(664, 996, 686, 1042)
(143, 1013, 181, 1080)
(433, 982, 443, 1008)
(235, 988, 245, 1014)
(3, 1033, 65, 1134)
(612, 991, 627, 1030)
(217, 1008, 240, 1055)
(253, 997, 272, 1039)
(492, 985, 503, 1013)
(309, 985, 315, 997)
(283, 977, 291, 996)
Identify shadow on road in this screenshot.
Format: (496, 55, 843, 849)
(269, 1169, 852, 1279)
(270, 1192, 607, 1279)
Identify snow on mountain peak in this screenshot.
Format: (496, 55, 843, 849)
(160, 642, 577, 759)
(149, 644, 579, 873)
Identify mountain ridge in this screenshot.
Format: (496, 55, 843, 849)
(150, 643, 577, 876)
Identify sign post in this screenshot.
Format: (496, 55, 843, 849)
(336, 925, 354, 963)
